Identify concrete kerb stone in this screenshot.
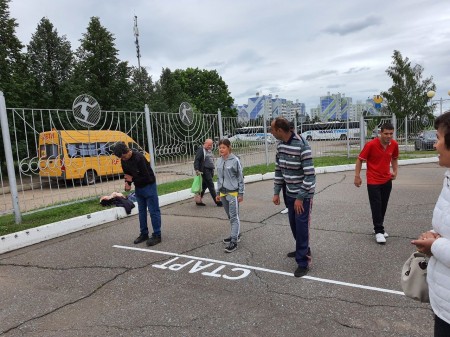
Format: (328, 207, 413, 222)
(0, 157, 438, 255)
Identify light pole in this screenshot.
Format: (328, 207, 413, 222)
(427, 90, 450, 115)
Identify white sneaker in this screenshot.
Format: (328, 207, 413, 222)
(280, 208, 288, 214)
(373, 231, 389, 238)
(375, 233, 386, 244)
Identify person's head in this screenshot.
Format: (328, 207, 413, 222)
(203, 139, 213, 150)
(434, 110, 450, 167)
(218, 138, 231, 157)
(270, 117, 291, 141)
(113, 142, 132, 161)
(379, 122, 394, 145)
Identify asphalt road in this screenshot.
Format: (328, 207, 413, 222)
(0, 163, 442, 337)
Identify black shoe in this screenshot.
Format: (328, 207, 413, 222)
(224, 242, 238, 253)
(287, 251, 296, 258)
(223, 234, 241, 244)
(134, 234, 149, 244)
(196, 202, 206, 206)
(294, 266, 309, 278)
(146, 234, 161, 246)
(216, 201, 223, 207)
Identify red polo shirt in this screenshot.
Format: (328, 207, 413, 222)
(358, 137, 399, 185)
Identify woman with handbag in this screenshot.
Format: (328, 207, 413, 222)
(412, 111, 450, 337)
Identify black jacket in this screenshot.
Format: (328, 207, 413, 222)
(193, 146, 205, 172)
(100, 197, 135, 214)
(120, 150, 156, 187)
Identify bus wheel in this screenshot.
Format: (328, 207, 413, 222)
(340, 134, 347, 140)
(306, 136, 312, 141)
(83, 170, 97, 185)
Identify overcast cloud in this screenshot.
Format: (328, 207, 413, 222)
(8, 0, 450, 112)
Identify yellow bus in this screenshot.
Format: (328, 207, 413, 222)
(38, 130, 150, 184)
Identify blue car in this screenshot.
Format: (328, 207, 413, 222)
(414, 130, 437, 150)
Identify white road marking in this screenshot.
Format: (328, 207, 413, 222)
(113, 245, 405, 296)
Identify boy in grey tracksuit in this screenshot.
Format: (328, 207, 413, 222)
(215, 140, 245, 253)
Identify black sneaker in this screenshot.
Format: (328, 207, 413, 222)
(134, 234, 149, 244)
(294, 266, 309, 278)
(223, 234, 241, 244)
(146, 234, 161, 246)
(224, 242, 238, 253)
(287, 251, 296, 258)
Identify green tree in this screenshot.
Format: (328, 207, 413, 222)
(127, 66, 155, 111)
(153, 67, 189, 113)
(172, 68, 236, 116)
(0, 0, 28, 106)
(72, 16, 131, 110)
(382, 50, 436, 119)
(27, 17, 74, 108)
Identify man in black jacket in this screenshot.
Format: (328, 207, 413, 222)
(113, 142, 162, 246)
(193, 139, 222, 207)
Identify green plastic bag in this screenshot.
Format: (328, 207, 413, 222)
(191, 175, 202, 194)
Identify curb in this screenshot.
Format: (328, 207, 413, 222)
(0, 157, 438, 254)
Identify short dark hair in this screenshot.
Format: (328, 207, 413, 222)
(435, 110, 450, 149)
(273, 117, 290, 132)
(113, 142, 129, 157)
(380, 122, 394, 132)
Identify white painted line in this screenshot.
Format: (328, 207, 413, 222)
(113, 245, 405, 296)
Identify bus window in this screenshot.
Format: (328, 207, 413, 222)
(40, 144, 58, 159)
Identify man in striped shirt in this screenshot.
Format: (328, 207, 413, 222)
(271, 117, 316, 277)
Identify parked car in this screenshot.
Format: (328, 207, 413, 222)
(414, 130, 437, 150)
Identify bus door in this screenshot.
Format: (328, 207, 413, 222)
(39, 131, 64, 179)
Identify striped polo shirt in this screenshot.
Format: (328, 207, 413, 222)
(274, 132, 316, 200)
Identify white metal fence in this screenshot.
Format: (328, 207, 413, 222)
(0, 92, 436, 220)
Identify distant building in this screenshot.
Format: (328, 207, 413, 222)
(235, 93, 307, 121)
(319, 92, 353, 121)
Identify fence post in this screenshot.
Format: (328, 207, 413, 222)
(263, 110, 269, 166)
(0, 92, 22, 224)
(218, 108, 223, 139)
(392, 114, 397, 139)
(404, 116, 408, 149)
(144, 104, 156, 170)
(359, 114, 365, 151)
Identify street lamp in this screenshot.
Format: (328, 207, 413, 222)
(427, 90, 450, 115)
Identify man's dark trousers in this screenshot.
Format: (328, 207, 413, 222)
(367, 180, 392, 234)
(201, 168, 217, 201)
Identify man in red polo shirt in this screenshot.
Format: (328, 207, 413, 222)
(354, 122, 399, 244)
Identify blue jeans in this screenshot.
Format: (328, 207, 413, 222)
(286, 196, 313, 268)
(134, 183, 161, 236)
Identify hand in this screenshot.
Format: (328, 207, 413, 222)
(273, 194, 280, 205)
(294, 199, 304, 214)
(238, 196, 243, 203)
(196, 170, 201, 176)
(418, 231, 439, 240)
(391, 172, 397, 180)
(354, 176, 362, 187)
(215, 195, 221, 203)
(411, 238, 435, 256)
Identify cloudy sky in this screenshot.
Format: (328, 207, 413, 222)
(8, 0, 450, 112)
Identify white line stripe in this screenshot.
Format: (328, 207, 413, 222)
(113, 245, 405, 296)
